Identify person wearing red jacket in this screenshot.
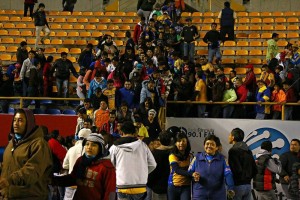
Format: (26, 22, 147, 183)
(133, 17, 146, 45)
(283, 81, 298, 120)
(234, 78, 248, 118)
(53, 133, 116, 200)
(243, 64, 257, 101)
(24, 0, 36, 18)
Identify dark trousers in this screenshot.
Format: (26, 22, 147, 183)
(23, 86, 40, 108)
(24, 3, 34, 17)
(167, 185, 191, 200)
(220, 26, 235, 41)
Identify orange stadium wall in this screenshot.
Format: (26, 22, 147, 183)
(0, 114, 77, 147)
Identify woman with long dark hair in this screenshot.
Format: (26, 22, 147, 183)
(168, 132, 194, 200)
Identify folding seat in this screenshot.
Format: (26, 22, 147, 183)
(236, 49, 248, 56)
(67, 31, 79, 37)
(261, 12, 272, 17)
(235, 68, 247, 75)
(237, 12, 248, 17)
(278, 33, 286, 38)
(275, 18, 286, 23)
(126, 12, 137, 17)
(78, 18, 88, 23)
(197, 49, 208, 55)
(104, 32, 114, 37)
(238, 18, 250, 24)
(260, 33, 271, 39)
(60, 11, 71, 16)
(20, 30, 32, 36)
(203, 18, 214, 24)
(287, 17, 299, 23)
(192, 12, 202, 17)
(223, 41, 236, 47)
(88, 39, 99, 46)
(248, 12, 260, 17)
(57, 48, 69, 53)
(114, 40, 123, 46)
(80, 32, 91, 37)
(91, 32, 102, 38)
(203, 12, 214, 17)
(69, 57, 77, 63)
(14, 38, 26, 44)
(9, 16, 20, 21)
(275, 25, 286, 31)
(0, 16, 9, 21)
(3, 23, 15, 29)
(6, 46, 18, 53)
(235, 58, 248, 65)
(48, 11, 60, 16)
(111, 18, 122, 24)
(89, 18, 99, 23)
(0, 30, 8, 36)
(105, 12, 115, 16)
(250, 18, 262, 24)
(51, 39, 62, 45)
(119, 25, 131, 31)
(249, 58, 262, 65)
(287, 25, 299, 31)
(11, 55, 17, 62)
(69, 48, 81, 54)
(73, 63, 80, 72)
(99, 19, 111, 23)
(115, 12, 126, 16)
(284, 12, 296, 16)
(21, 17, 32, 22)
(44, 47, 57, 54)
(26, 38, 36, 44)
(262, 18, 274, 24)
(0, 46, 6, 52)
(56, 31, 67, 37)
(192, 18, 202, 24)
(74, 25, 84, 30)
(82, 12, 93, 16)
(123, 19, 133, 24)
(237, 25, 249, 31)
(62, 109, 76, 115)
(67, 18, 77, 23)
(85, 25, 96, 30)
(181, 12, 191, 17)
(253, 67, 262, 74)
(236, 41, 249, 47)
(94, 12, 104, 16)
(249, 41, 262, 47)
(62, 24, 73, 29)
(50, 24, 62, 29)
(287, 32, 299, 38)
(9, 30, 20, 36)
(16, 23, 26, 29)
(222, 50, 235, 56)
(108, 25, 119, 31)
(272, 12, 283, 17)
(0, 54, 12, 61)
(97, 25, 108, 30)
(262, 25, 274, 31)
(197, 41, 207, 47)
(5, 10, 17, 15)
(249, 49, 262, 56)
(249, 25, 261, 31)
(75, 40, 87, 45)
(27, 24, 35, 29)
(201, 25, 211, 31)
(54, 17, 66, 23)
(1, 38, 14, 44)
(45, 109, 61, 115)
(72, 11, 82, 16)
(222, 58, 235, 64)
(277, 40, 288, 47)
(115, 32, 125, 38)
(236, 33, 248, 39)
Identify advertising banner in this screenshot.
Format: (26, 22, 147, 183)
(167, 118, 298, 200)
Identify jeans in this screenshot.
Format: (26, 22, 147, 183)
(145, 186, 152, 200)
(220, 26, 235, 41)
(197, 105, 206, 117)
(208, 47, 222, 63)
(223, 105, 234, 118)
(24, 3, 34, 17)
(23, 86, 40, 108)
(168, 185, 191, 200)
(233, 184, 252, 200)
(281, 184, 293, 200)
(256, 113, 265, 120)
(183, 42, 195, 63)
(255, 190, 277, 200)
(22, 78, 29, 97)
(284, 106, 293, 120)
(118, 192, 146, 200)
(56, 78, 69, 98)
(152, 192, 167, 200)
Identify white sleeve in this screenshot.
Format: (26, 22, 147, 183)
(218, 11, 222, 19)
(109, 145, 117, 167)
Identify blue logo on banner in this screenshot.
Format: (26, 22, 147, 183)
(245, 128, 290, 159)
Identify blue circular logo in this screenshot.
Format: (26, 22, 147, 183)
(245, 128, 290, 159)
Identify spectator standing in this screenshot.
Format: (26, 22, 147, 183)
(288, 162, 300, 199)
(180, 17, 199, 63)
(133, 17, 146, 45)
(24, 0, 36, 17)
(137, 0, 156, 23)
(168, 132, 193, 200)
(253, 141, 282, 200)
(117, 101, 135, 122)
(101, 110, 118, 134)
(110, 121, 157, 199)
(78, 43, 95, 71)
(16, 41, 28, 65)
(43, 56, 54, 97)
(266, 33, 279, 63)
(218, 1, 236, 41)
(0, 73, 14, 113)
(62, 128, 91, 199)
(228, 128, 257, 200)
(20, 50, 35, 97)
(282, 81, 297, 120)
(33, 3, 50, 50)
(51, 52, 79, 99)
(194, 71, 207, 117)
(279, 139, 300, 199)
(0, 109, 52, 199)
(53, 133, 116, 200)
(90, 87, 108, 110)
(117, 80, 136, 109)
(94, 100, 110, 131)
(291, 43, 300, 67)
(143, 109, 161, 139)
(243, 64, 257, 101)
(233, 78, 248, 118)
(259, 64, 275, 89)
(148, 132, 172, 200)
(271, 83, 286, 119)
(222, 81, 237, 118)
(203, 23, 222, 64)
(103, 79, 117, 110)
(256, 80, 271, 119)
(189, 135, 235, 199)
(62, 0, 77, 13)
(87, 71, 107, 99)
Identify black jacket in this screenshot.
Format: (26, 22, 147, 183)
(51, 58, 78, 80)
(0, 80, 14, 96)
(16, 47, 28, 65)
(33, 10, 48, 27)
(228, 142, 257, 185)
(137, 0, 156, 11)
(279, 151, 300, 184)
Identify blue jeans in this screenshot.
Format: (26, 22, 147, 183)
(197, 105, 206, 117)
(284, 106, 293, 120)
(233, 184, 252, 200)
(183, 42, 195, 63)
(168, 185, 191, 200)
(56, 78, 69, 98)
(223, 105, 234, 118)
(255, 113, 265, 120)
(208, 47, 222, 63)
(118, 192, 146, 200)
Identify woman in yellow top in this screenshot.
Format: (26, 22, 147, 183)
(168, 132, 196, 200)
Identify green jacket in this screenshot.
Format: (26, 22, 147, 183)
(266, 39, 278, 60)
(1, 126, 53, 200)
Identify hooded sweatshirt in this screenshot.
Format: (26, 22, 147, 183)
(109, 137, 157, 193)
(1, 109, 53, 200)
(228, 141, 257, 186)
